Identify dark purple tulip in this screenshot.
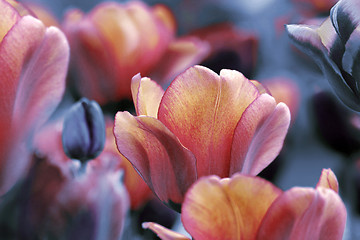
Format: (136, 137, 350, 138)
(62, 98, 105, 162)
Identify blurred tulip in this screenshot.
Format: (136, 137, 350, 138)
(311, 90, 360, 156)
(114, 65, 291, 211)
(144, 169, 346, 240)
(287, 0, 360, 111)
(63, 1, 209, 105)
(62, 98, 106, 163)
(190, 23, 258, 78)
(262, 77, 301, 125)
(0, 0, 69, 194)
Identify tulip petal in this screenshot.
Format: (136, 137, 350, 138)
(0, 0, 20, 43)
(257, 187, 347, 240)
(114, 111, 197, 210)
(142, 222, 190, 240)
(131, 73, 164, 118)
(158, 66, 259, 178)
(316, 168, 339, 193)
(286, 23, 360, 111)
(182, 174, 282, 240)
(150, 37, 210, 86)
(230, 94, 290, 176)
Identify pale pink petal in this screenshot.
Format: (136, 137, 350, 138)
(230, 94, 290, 176)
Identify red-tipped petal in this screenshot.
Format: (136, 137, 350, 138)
(143, 222, 190, 240)
(230, 94, 290, 176)
(316, 168, 339, 193)
(158, 66, 259, 178)
(131, 73, 164, 117)
(114, 112, 196, 209)
(182, 174, 282, 240)
(257, 187, 347, 240)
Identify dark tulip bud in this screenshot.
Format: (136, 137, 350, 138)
(62, 98, 105, 162)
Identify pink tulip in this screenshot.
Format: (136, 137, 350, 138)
(0, 0, 69, 194)
(114, 65, 291, 210)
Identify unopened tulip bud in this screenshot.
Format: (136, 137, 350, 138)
(62, 98, 105, 162)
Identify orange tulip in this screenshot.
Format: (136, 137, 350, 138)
(114, 65, 291, 210)
(63, 1, 209, 104)
(144, 169, 346, 240)
(0, 0, 69, 194)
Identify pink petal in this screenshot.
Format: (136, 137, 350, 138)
(158, 66, 260, 178)
(257, 187, 347, 240)
(230, 94, 290, 176)
(143, 222, 190, 240)
(114, 111, 197, 209)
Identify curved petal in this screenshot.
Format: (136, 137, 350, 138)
(142, 222, 190, 240)
(113, 111, 197, 210)
(131, 73, 164, 118)
(158, 66, 259, 178)
(316, 168, 339, 193)
(257, 187, 347, 240)
(182, 174, 282, 240)
(230, 94, 290, 176)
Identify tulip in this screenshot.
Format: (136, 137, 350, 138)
(286, 0, 360, 111)
(144, 169, 346, 240)
(0, 0, 69, 194)
(62, 98, 106, 163)
(114, 65, 291, 211)
(63, 1, 209, 105)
